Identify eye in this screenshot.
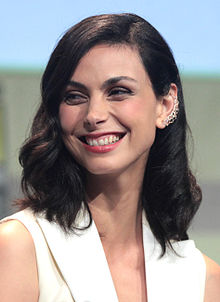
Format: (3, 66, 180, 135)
(63, 91, 88, 105)
(108, 87, 133, 100)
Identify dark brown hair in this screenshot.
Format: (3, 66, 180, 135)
(18, 13, 202, 255)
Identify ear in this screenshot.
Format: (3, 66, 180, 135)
(155, 83, 178, 129)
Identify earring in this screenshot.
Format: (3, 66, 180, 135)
(163, 98, 179, 127)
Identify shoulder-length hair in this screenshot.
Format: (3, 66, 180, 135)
(18, 13, 202, 255)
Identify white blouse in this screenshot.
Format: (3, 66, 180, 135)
(1, 208, 206, 302)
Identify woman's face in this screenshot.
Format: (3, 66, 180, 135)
(59, 44, 164, 176)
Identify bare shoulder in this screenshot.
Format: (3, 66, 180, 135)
(203, 254, 220, 302)
(0, 220, 39, 302)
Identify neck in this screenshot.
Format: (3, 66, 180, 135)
(85, 164, 145, 250)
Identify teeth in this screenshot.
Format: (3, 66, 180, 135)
(86, 135, 121, 146)
(93, 139, 98, 146)
(99, 139, 105, 146)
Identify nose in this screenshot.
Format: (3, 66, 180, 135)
(84, 97, 109, 129)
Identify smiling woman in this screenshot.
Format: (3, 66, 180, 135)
(0, 13, 219, 302)
(59, 44, 165, 175)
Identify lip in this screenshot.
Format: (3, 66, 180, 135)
(79, 132, 125, 153)
(79, 131, 125, 139)
(82, 138, 123, 153)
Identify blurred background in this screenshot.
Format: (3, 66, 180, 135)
(0, 0, 219, 263)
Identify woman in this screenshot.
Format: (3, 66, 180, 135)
(0, 13, 219, 302)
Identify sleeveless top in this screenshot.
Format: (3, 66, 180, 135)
(1, 209, 206, 302)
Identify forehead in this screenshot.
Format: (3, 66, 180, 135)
(71, 44, 148, 83)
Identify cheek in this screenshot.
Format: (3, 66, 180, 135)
(115, 99, 157, 127)
(119, 100, 158, 150)
(59, 104, 84, 133)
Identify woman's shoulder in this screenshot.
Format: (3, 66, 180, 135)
(0, 218, 38, 301)
(203, 254, 220, 302)
(0, 218, 33, 251)
(0, 209, 37, 255)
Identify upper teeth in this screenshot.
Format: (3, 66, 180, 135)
(86, 135, 120, 146)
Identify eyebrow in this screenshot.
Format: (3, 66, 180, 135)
(101, 76, 137, 89)
(66, 76, 137, 91)
(66, 80, 88, 91)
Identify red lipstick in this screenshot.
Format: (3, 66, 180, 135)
(81, 136, 123, 153)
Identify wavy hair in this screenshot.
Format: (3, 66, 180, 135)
(18, 13, 202, 255)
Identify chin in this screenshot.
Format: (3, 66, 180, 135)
(84, 163, 119, 176)
(81, 158, 140, 177)
(81, 157, 129, 176)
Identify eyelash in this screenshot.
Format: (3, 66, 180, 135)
(108, 87, 133, 99)
(63, 92, 88, 105)
(63, 86, 133, 105)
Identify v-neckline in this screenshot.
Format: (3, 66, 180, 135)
(36, 210, 153, 302)
(92, 211, 150, 302)
(2, 208, 205, 302)
(36, 209, 204, 302)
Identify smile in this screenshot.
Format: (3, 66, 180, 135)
(86, 134, 120, 146)
(78, 133, 125, 153)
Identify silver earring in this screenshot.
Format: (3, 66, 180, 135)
(164, 98, 179, 127)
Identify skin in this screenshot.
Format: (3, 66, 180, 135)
(0, 221, 39, 302)
(59, 44, 173, 177)
(204, 255, 220, 301)
(0, 44, 219, 301)
(58, 44, 173, 301)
